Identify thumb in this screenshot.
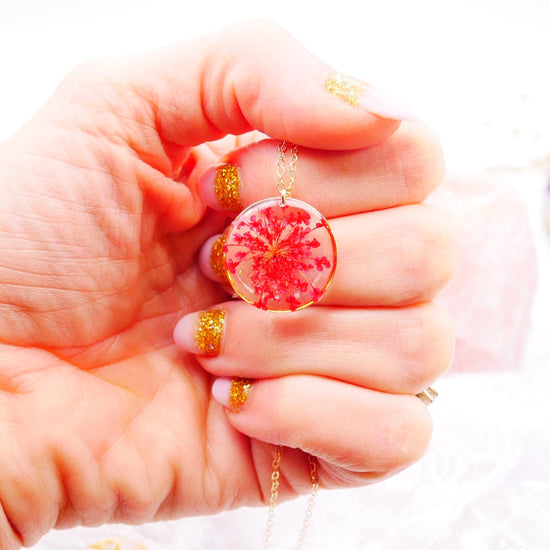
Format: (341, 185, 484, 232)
(83, 21, 414, 150)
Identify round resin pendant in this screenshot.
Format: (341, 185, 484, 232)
(224, 198, 337, 312)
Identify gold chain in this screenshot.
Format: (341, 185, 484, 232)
(296, 454, 319, 549)
(262, 446, 282, 550)
(263, 445, 319, 550)
(266, 142, 318, 547)
(276, 141, 298, 204)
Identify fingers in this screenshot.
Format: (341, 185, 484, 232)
(199, 204, 458, 307)
(326, 204, 457, 306)
(199, 123, 445, 217)
(213, 375, 433, 482)
(59, 21, 407, 150)
(174, 301, 454, 394)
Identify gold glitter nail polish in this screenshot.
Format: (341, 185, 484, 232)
(229, 378, 253, 412)
(195, 310, 226, 356)
(210, 233, 229, 284)
(325, 73, 369, 107)
(214, 163, 242, 211)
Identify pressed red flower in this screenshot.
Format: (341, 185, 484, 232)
(224, 198, 337, 311)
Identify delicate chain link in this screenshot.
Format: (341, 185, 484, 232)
(262, 445, 319, 550)
(295, 454, 319, 550)
(265, 142, 318, 548)
(263, 446, 282, 550)
(276, 141, 298, 204)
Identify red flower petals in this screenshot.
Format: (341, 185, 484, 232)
(224, 198, 337, 312)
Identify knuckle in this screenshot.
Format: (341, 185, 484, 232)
(245, 19, 289, 39)
(381, 404, 432, 472)
(269, 376, 307, 445)
(55, 58, 140, 127)
(59, 58, 113, 97)
(398, 206, 458, 302)
(402, 304, 455, 390)
(263, 312, 292, 363)
(396, 123, 446, 203)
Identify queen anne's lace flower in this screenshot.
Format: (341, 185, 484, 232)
(224, 199, 336, 311)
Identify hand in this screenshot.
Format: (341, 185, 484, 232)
(0, 21, 455, 548)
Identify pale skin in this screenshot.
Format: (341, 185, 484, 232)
(0, 21, 456, 548)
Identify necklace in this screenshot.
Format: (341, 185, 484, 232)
(223, 142, 326, 545)
(263, 446, 319, 550)
(223, 142, 337, 312)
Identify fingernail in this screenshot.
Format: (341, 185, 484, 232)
(210, 232, 229, 284)
(212, 377, 253, 413)
(325, 73, 419, 122)
(199, 163, 243, 211)
(173, 309, 226, 356)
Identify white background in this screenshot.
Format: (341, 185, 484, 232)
(1, 0, 549, 170)
(1, 1, 550, 548)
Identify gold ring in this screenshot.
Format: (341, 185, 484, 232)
(416, 387, 438, 406)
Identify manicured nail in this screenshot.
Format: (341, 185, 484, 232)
(210, 232, 229, 284)
(199, 163, 243, 211)
(325, 73, 419, 121)
(212, 377, 253, 413)
(173, 309, 226, 356)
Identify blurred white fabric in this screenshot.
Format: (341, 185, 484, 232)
(0, 0, 549, 548)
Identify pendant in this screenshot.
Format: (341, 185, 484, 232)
(224, 197, 337, 312)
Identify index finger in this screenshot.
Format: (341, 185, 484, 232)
(57, 21, 409, 151)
